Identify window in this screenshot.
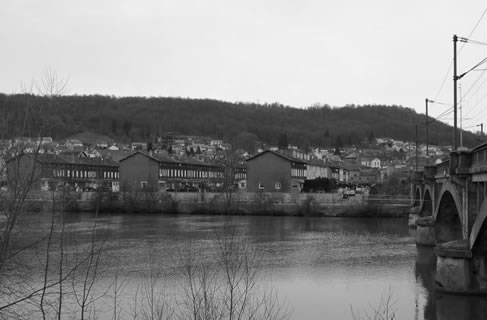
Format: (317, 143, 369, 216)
(141, 181, 148, 189)
(275, 182, 281, 190)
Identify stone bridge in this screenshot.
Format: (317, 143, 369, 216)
(411, 142, 487, 294)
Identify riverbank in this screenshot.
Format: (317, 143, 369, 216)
(18, 190, 411, 217)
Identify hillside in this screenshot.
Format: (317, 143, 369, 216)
(0, 93, 482, 149)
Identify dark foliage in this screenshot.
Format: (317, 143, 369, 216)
(0, 93, 481, 148)
(302, 178, 337, 193)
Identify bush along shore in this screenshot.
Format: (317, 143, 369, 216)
(18, 191, 411, 217)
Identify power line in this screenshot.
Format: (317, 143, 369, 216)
(460, 37, 487, 46)
(428, 100, 451, 107)
(457, 57, 487, 79)
(433, 6, 487, 101)
(462, 72, 487, 119)
(463, 91, 487, 126)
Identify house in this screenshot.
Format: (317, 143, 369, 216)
(344, 163, 361, 185)
(326, 162, 341, 181)
(119, 151, 224, 191)
(359, 156, 381, 168)
(245, 150, 307, 193)
(131, 142, 147, 151)
(65, 139, 84, 150)
(6, 153, 119, 192)
(357, 166, 380, 185)
(108, 144, 119, 151)
(343, 151, 359, 162)
(210, 139, 223, 147)
(370, 158, 381, 168)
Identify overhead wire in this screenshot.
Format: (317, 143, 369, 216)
(459, 57, 487, 128)
(462, 71, 487, 121)
(463, 91, 487, 126)
(460, 37, 487, 46)
(451, 7, 487, 133)
(433, 6, 487, 102)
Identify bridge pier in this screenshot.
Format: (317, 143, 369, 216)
(408, 206, 421, 228)
(416, 216, 435, 246)
(435, 239, 487, 294)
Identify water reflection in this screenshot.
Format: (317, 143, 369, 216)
(415, 246, 436, 320)
(415, 245, 487, 320)
(435, 293, 487, 320)
(14, 213, 487, 320)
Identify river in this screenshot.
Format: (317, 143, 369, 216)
(11, 213, 487, 319)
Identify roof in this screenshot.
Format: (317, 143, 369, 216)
(342, 163, 360, 171)
(471, 141, 487, 152)
(119, 151, 220, 168)
(98, 149, 136, 162)
(119, 151, 175, 164)
(245, 149, 308, 164)
(6, 152, 119, 167)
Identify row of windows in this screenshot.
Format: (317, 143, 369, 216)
(52, 169, 118, 179)
(291, 168, 306, 177)
(103, 171, 119, 179)
(235, 173, 246, 179)
(159, 168, 224, 179)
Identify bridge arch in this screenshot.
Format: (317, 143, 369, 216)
(414, 186, 421, 207)
(434, 182, 463, 244)
(470, 198, 487, 254)
(421, 187, 433, 216)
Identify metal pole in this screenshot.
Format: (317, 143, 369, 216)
(459, 84, 463, 148)
(415, 125, 419, 172)
(426, 98, 429, 165)
(453, 34, 458, 150)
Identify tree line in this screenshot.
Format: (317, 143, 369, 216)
(0, 93, 482, 150)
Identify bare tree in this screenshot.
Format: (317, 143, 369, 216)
(176, 226, 290, 320)
(128, 254, 174, 320)
(0, 70, 107, 319)
(350, 287, 397, 320)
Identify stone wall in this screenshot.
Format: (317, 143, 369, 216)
(18, 190, 409, 217)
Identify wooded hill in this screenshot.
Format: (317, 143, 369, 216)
(0, 93, 482, 151)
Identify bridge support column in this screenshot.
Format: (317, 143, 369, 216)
(409, 206, 421, 228)
(416, 216, 435, 246)
(435, 240, 473, 292)
(435, 239, 487, 294)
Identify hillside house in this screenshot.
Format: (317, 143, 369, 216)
(119, 151, 224, 191)
(246, 150, 307, 193)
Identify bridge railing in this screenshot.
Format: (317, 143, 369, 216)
(434, 160, 450, 178)
(367, 195, 410, 206)
(424, 166, 436, 180)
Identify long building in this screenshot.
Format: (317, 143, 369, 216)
(6, 153, 119, 191)
(119, 151, 226, 191)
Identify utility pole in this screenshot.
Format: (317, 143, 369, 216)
(459, 84, 463, 148)
(425, 98, 429, 166)
(477, 123, 484, 136)
(415, 125, 419, 172)
(453, 34, 459, 150)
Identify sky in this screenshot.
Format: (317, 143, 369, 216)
(1, 1, 487, 133)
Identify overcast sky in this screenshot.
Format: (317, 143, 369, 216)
(1, 1, 486, 132)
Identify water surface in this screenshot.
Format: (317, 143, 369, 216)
(16, 213, 487, 319)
